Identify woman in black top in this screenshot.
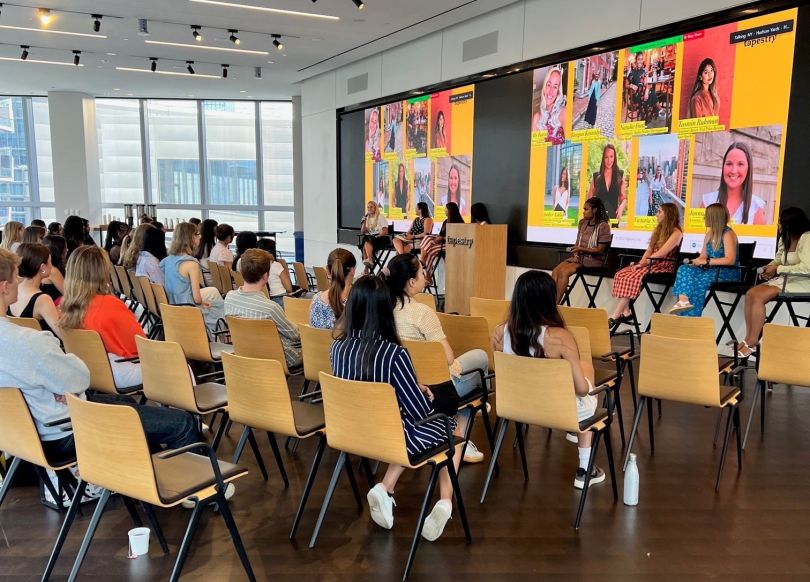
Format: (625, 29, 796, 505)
(41, 235, 67, 305)
(393, 162, 409, 214)
(393, 202, 434, 255)
(7, 243, 62, 338)
(587, 144, 626, 223)
(63, 215, 86, 258)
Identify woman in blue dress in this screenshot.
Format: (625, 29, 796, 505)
(669, 203, 739, 317)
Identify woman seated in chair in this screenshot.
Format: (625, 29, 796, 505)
(266, 251, 296, 306)
(330, 275, 461, 542)
(420, 202, 463, 284)
(41, 235, 67, 305)
(385, 253, 489, 465)
(393, 202, 433, 255)
(608, 203, 682, 327)
(492, 270, 604, 489)
(309, 248, 355, 329)
(61, 246, 146, 390)
(207, 223, 235, 266)
(8, 243, 63, 338)
(135, 225, 167, 285)
(160, 222, 225, 334)
(551, 197, 611, 302)
(738, 207, 810, 357)
(359, 200, 390, 273)
(669, 203, 738, 317)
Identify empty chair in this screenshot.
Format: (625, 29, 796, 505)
(292, 261, 310, 292)
(469, 296, 510, 335)
(284, 296, 313, 327)
(313, 266, 329, 292)
(136, 275, 163, 338)
(61, 328, 142, 396)
(649, 313, 740, 379)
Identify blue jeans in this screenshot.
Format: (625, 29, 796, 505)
(451, 349, 489, 421)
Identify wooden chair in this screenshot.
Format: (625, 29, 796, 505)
(127, 269, 149, 326)
(151, 281, 170, 312)
(160, 303, 232, 366)
(292, 261, 310, 292)
(313, 266, 329, 292)
(284, 296, 313, 327)
(221, 352, 326, 540)
(479, 352, 617, 530)
(649, 314, 739, 378)
(63, 394, 254, 582)
(61, 328, 142, 396)
(109, 264, 123, 297)
(136, 275, 163, 339)
(215, 262, 235, 293)
(0, 388, 81, 580)
(412, 292, 436, 311)
(135, 335, 231, 451)
(225, 316, 301, 376)
(299, 324, 334, 396)
(469, 296, 510, 335)
(436, 312, 495, 371)
(204, 259, 227, 296)
(7, 316, 42, 331)
(231, 269, 245, 288)
(113, 265, 137, 312)
(743, 324, 810, 449)
(624, 334, 742, 490)
(309, 372, 470, 580)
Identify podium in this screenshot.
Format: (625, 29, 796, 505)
(444, 223, 507, 315)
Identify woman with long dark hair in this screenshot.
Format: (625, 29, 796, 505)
(687, 58, 720, 118)
(136, 226, 168, 284)
(62, 215, 86, 257)
(232, 230, 258, 271)
(195, 218, 218, 261)
(492, 270, 604, 489)
(394, 162, 409, 214)
(738, 207, 810, 356)
(103, 221, 130, 264)
(420, 202, 463, 280)
(309, 248, 356, 329)
(553, 166, 571, 213)
(470, 202, 491, 225)
(587, 144, 626, 223)
(701, 142, 765, 225)
(393, 202, 433, 255)
(41, 234, 67, 303)
(433, 110, 447, 149)
(330, 275, 462, 542)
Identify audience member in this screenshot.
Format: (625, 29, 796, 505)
(310, 248, 356, 329)
(256, 238, 276, 257)
(81, 218, 96, 246)
(41, 235, 67, 303)
(208, 223, 235, 266)
(232, 230, 259, 271)
(225, 249, 302, 369)
(7, 243, 62, 338)
(330, 275, 462, 542)
(63, 215, 86, 257)
(195, 219, 218, 261)
(103, 221, 130, 264)
(359, 200, 390, 273)
(470, 202, 491, 225)
(22, 225, 46, 244)
(30, 219, 46, 228)
(393, 202, 434, 255)
(47, 221, 63, 237)
(188, 217, 202, 228)
(266, 251, 295, 305)
(136, 226, 168, 284)
(1, 221, 24, 252)
(420, 202, 463, 283)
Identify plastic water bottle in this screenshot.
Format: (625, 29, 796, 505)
(624, 453, 639, 506)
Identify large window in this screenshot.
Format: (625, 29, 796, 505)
(148, 100, 201, 206)
(97, 99, 143, 205)
(204, 101, 257, 206)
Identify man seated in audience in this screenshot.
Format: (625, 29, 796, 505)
(224, 248, 302, 369)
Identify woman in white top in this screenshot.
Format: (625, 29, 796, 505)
(207, 223, 235, 266)
(359, 200, 390, 273)
(701, 142, 766, 225)
(492, 270, 604, 490)
(1, 221, 24, 253)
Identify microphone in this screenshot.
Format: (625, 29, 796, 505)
(360, 213, 369, 223)
(682, 258, 691, 265)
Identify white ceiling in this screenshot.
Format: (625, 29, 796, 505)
(0, 0, 517, 99)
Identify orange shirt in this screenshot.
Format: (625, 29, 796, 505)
(82, 294, 145, 358)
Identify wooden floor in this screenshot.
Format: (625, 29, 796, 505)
(3, 368, 810, 581)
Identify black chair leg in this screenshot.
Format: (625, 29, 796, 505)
(211, 411, 229, 452)
(626, 359, 638, 411)
(402, 464, 439, 582)
(624, 397, 646, 471)
(247, 429, 269, 482)
(446, 459, 472, 544)
(0, 456, 21, 510)
(122, 496, 144, 527)
(657, 399, 662, 418)
(646, 397, 655, 453)
(602, 427, 618, 501)
(42, 480, 88, 582)
(170, 499, 205, 582)
(480, 402, 496, 453)
(217, 489, 257, 582)
(743, 380, 762, 450)
(360, 457, 376, 490)
(515, 422, 529, 481)
(232, 426, 250, 465)
(715, 404, 735, 491)
(290, 434, 326, 541)
(574, 431, 602, 530)
(733, 406, 743, 469)
(309, 451, 347, 548)
(141, 502, 170, 555)
(35, 466, 65, 511)
(480, 419, 508, 504)
(67, 488, 112, 582)
(267, 432, 288, 487)
(612, 386, 626, 449)
(344, 455, 363, 511)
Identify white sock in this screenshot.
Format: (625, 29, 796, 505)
(578, 447, 591, 470)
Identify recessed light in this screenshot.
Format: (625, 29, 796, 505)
(122, 38, 129, 41)
(126, 93, 133, 96)
(106, 52, 117, 56)
(266, 60, 274, 64)
(188, 0, 340, 20)
(113, 88, 120, 91)
(239, 90, 247, 93)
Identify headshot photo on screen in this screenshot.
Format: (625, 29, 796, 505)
(365, 107, 381, 162)
(373, 161, 389, 213)
(587, 141, 629, 226)
(435, 156, 471, 217)
(690, 126, 782, 226)
(413, 157, 434, 219)
(393, 161, 410, 215)
(406, 99, 428, 155)
(622, 45, 677, 131)
(635, 133, 689, 223)
(572, 51, 619, 136)
(531, 65, 568, 144)
(545, 142, 583, 225)
(430, 91, 452, 152)
(678, 22, 736, 126)
(383, 101, 403, 156)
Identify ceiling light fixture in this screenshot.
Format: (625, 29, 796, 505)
(221, 63, 228, 78)
(20, 45, 29, 60)
(228, 29, 240, 45)
(186, 60, 195, 74)
(188, 0, 340, 21)
(191, 25, 203, 41)
(73, 50, 81, 65)
(271, 34, 283, 50)
(150, 57, 158, 72)
(0, 55, 83, 67)
(116, 66, 219, 79)
(144, 40, 268, 55)
(37, 8, 52, 25)
(92, 14, 102, 32)
(352, 0, 365, 10)
(0, 24, 106, 39)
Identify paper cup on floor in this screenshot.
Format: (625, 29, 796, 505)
(128, 527, 150, 557)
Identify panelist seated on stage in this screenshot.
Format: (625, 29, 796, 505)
(393, 202, 434, 256)
(359, 200, 390, 273)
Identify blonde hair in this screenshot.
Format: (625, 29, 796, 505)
(169, 222, 198, 256)
(704, 203, 730, 250)
(0, 247, 20, 283)
(1, 221, 24, 250)
(122, 223, 154, 268)
(650, 202, 681, 250)
(61, 246, 112, 330)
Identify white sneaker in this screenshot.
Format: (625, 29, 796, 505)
(463, 440, 484, 463)
(366, 483, 395, 529)
(182, 482, 235, 509)
(565, 432, 579, 444)
(421, 500, 452, 542)
(475, 403, 492, 417)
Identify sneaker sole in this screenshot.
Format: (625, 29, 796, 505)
(463, 454, 484, 464)
(366, 489, 393, 530)
(421, 505, 451, 542)
(574, 472, 606, 490)
(565, 432, 579, 444)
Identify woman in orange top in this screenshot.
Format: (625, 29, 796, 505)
(61, 246, 145, 389)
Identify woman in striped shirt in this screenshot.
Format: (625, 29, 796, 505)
(330, 275, 461, 542)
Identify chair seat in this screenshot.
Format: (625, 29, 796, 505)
(708, 281, 752, 294)
(291, 400, 325, 436)
(193, 382, 228, 412)
(152, 451, 247, 505)
(116, 383, 144, 395)
(776, 293, 810, 301)
(720, 386, 741, 407)
(576, 266, 606, 275)
(407, 441, 465, 468)
(644, 273, 676, 285)
(717, 355, 734, 374)
(578, 408, 610, 432)
(593, 364, 618, 388)
(287, 363, 304, 376)
(210, 342, 234, 361)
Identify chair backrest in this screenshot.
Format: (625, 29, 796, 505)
(61, 328, 119, 395)
(8, 316, 42, 332)
(205, 260, 226, 296)
(216, 263, 234, 292)
(231, 270, 245, 288)
(226, 316, 290, 375)
(160, 303, 214, 362)
(135, 335, 200, 411)
(221, 352, 299, 436)
(151, 282, 170, 315)
(136, 275, 160, 319)
(67, 394, 162, 506)
(435, 313, 494, 371)
(319, 372, 411, 467)
(559, 306, 613, 357)
(313, 266, 329, 292)
(109, 265, 123, 296)
(650, 313, 714, 342)
(284, 296, 313, 327)
(128, 269, 147, 307)
(737, 241, 758, 283)
(493, 352, 580, 432)
(638, 334, 721, 406)
(402, 340, 451, 385)
(759, 323, 810, 386)
(469, 297, 510, 334)
(567, 325, 592, 362)
(299, 324, 334, 383)
(114, 265, 133, 299)
(0, 388, 54, 468)
(412, 293, 436, 311)
(292, 262, 309, 292)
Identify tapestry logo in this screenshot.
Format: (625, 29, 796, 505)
(447, 236, 474, 249)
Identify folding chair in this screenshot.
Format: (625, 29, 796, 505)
(561, 235, 613, 308)
(701, 241, 757, 343)
(764, 272, 810, 329)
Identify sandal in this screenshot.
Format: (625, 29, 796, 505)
(737, 340, 757, 358)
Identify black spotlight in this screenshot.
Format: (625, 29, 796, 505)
(73, 50, 81, 66)
(150, 57, 158, 72)
(20, 45, 29, 60)
(221, 64, 229, 78)
(352, 0, 365, 10)
(187, 61, 195, 74)
(272, 35, 283, 50)
(191, 25, 203, 42)
(228, 29, 240, 45)
(92, 14, 102, 32)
